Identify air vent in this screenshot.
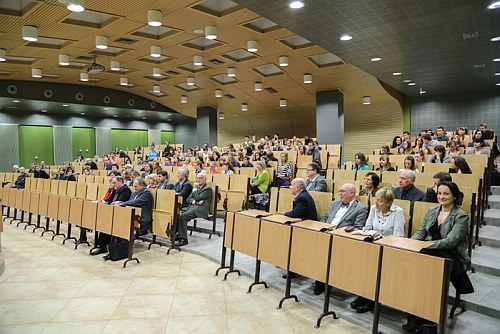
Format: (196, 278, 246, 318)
(76, 56, 95, 61)
(166, 70, 181, 75)
(209, 58, 225, 65)
(115, 37, 138, 44)
(265, 87, 278, 93)
(224, 94, 236, 100)
(462, 31, 479, 40)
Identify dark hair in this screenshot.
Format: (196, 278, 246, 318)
(433, 145, 446, 160)
(114, 176, 124, 183)
(433, 171, 452, 182)
(308, 162, 321, 174)
(257, 144, 264, 150)
(422, 133, 432, 141)
(473, 137, 484, 146)
(157, 170, 169, 178)
(437, 181, 463, 206)
(437, 126, 445, 132)
(452, 156, 472, 174)
(405, 155, 416, 170)
(403, 131, 410, 136)
(391, 136, 402, 148)
(355, 152, 367, 166)
(365, 172, 380, 188)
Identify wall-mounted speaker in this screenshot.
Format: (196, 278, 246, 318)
(103, 96, 111, 104)
(150, 101, 156, 109)
(44, 89, 53, 98)
(128, 98, 135, 107)
(7, 85, 17, 95)
(75, 92, 84, 101)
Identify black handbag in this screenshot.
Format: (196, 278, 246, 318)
(108, 237, 129, 261)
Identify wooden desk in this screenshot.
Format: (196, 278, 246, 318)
(262, 214, 301, 225)
(375, 235, 430, 252)
(232, 210, 271, 257)
(329, 226, 372, 241)
(96, 203, 114, 234)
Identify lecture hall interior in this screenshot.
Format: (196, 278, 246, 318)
(1, 0, 500, 333)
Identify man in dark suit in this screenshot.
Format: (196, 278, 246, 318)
(175, 173, 213, 246)
(156, 170, 174, 190)
(174, 168, 193, 207)
(305, 162, 327, 192)
(392, 170, 425, 208)
(90, 176, 132, 256)
(33, 165, 49, 179)
(316, 183, 368, 295)
(13, 167, 28, 189)
(118, 177, 154, 236)
(284, 178, 318, 221)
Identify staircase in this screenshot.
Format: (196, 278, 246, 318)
(450, 187, 500, 319)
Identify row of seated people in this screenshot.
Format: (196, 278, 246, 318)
(281, 174, 473, 334)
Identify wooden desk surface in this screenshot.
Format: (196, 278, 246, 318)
(375, 235, 431, 253)
(262, 214, 301, 225)
(329, 227, 370, 241)
(292, 220, 333, 232)
(238, 209, 272, 218)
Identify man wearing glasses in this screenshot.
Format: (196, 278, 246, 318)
(305, 163, 327, 192)
(175, 173, 213, 246)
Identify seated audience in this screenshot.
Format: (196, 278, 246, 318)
(13, 167, 28, 189)
(391, 136, 403, 148)
(284, 178, 318, 221)
(359, 172, 381, 201)
(411, 137, 424, 153)
(434, 126, 448, 142)
(392, 170, 425, 208)
(276, 152, 292, 187)
(220, 162, 234, 175)
(422, 133, 440, 149)
(467, 138, 489, 155)
(305, 162, 327, 192)
(468, 130, 490, 147)
(423, 172, 452, 203)
(66, 168, 76, 181)
(174, 168, 193, 206)
(449, 156, 472, 174)
(306, 141, 322, 169)
(447, 140, 462, 156)
(147, 173, 158, 188)
(403, 155, 419, 173)
(146, 144, 159, 161)
(377, 155, 395, 172)
(428, 145, 450, 163)
(353, 152, 370, 171)
(141, 162, 153, 179)
(175, 173, 213, 247)
(251, 161, 270, 195)
(84, 158, 98, 170)
(479, 123, 495, 140)
(116, 177, 154, 236)
(456, 127, 470, 142)
(127, 170, 140, 186)
(33, 165, 49, 179)
(399, 140, 412, 155)
(380, 145, 392, 155)
(156, 170, 175, 190)
(241, 156, 253, 167)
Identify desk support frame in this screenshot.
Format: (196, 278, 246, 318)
(124, 209, 140, 268)
(277, 227, 299, 309)
(315, 236, 338, 328)
(247, 221, 268, 293)
(371, 247, 384, 334)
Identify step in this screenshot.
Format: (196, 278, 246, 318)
(487, 195, 500, 209)
(478, 225, 500, 248)
(472, 245, 500, 277)
(483, 209, 500, 227)
(449, 271, 500, 320)
(490, 186, 500, 196)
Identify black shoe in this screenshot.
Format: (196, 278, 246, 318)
(350, 296, 366, 309)
(90, 247, 107, 256)
(355, 301, 374, 313)
(313, 281, 325, 295)
(174, 238, 188, 246)
(402, 320, 419, 333)
(137, 230, 148, 237)
(282, 272, 298, 279)
(103, 254, 110, 261)
(416, 325, 437, 334)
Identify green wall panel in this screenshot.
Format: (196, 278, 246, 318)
(72, 127, 96, 160)
(161, 131, 175, 144)
(18, 125, 54, 167)
(111, 129, 148, 151)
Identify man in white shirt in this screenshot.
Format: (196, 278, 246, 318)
(320, 183, 367, 229)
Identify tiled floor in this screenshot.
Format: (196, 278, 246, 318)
(0, 222, 369, 334)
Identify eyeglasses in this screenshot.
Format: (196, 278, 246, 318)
(306, 169, 314, 171)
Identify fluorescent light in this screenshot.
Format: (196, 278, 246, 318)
(66, 0, 84, 12)
(408, 82, 416, 86)
(205, 25, 217, 40)
(13, 100, 20, 103)
(280, 99, 287, 107)
(41, 109, 47, 113)
(492, 36, 500, 42)
(80, 112, 85, 115)
(193, 55, 203, 66)
(403, 79, 412, 83)
(150, 45, 161, 57)
(62, 104, 69, 107)
(340, 34, 352, 41)
(363, 96, 371, 105)
(181, 95, 188, 103)
(303, 73, 312, 84)
(80, 72, 89, 81)
(371, 57, 381, 62)
(59, 54, 70, 65)
(215, 89, 222, 98)
(289, 1, 304, 9)
(95, 36, 107, 49)
(247, 40, 258, 52)
(110, 61, 120, 71)
(120, 77, 128, 86)
(22, 26, 38, 42)
(148, 10, 162, 26)
(393, 72, 402, 76)
(227, 67, 236, 77)
(32, 68, 42, 78)
(0, 49, 6, 62)
(494, 58, 500, 62)
(487, 1, 500, 9)
(153, 68, 161, 77)
(495, 73, 500, 76)
(241, 103, 248, 111)
(255, 82, 263, 91)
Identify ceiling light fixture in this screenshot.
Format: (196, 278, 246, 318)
(496, 83, 500, 86)
(80, 72, 89, 81)
(487, 1, 500, 9)
(255, 82, 263, 91)
(218, 112, 225, 120)
(41, 109, 47, 113)
(0, 49, 6, 62)
(193, 55, 203, 66)
(120, 77, 128, 86)
(150, 45, 161, 57)
(65, 0, 85, 12)
(205, 25, 217, 40)
(495, 72, 500, 76)
(279, 56, 289, 66)
(403, 79, 412, 83)
(289, 1, 304, 9)
(62, 104, 69, 107)
(393, 72, 402, 76)
(280, 99, 287, 107)
(371, 57, 381, 62)
(187, 77, 195, 86)
(80, 112, 85, 115)
(247, 40, 258, 52)
(153, 85, 160, 93)
(13, 100, 20, 103)
(227, 67, 236, 77)
(303, 73, 312, 84)
(491, 36, 500, 42)
(241, 103, 248, 111)
(419, 87, 426, 95)
(340, 34, 352, 41)
(215, 89, 222, 97)
(22, 26, 38, 42)
(58, 54, 70, 65)
(110, 61, 120, 71)
(494, 57, 500, 62)
(95, 36, 108, 49)
(181, 95, 188, 103)
(32, 68, 42, 78)
(148, 10, 162, 26)
(408, 82, 416, 86)
(152, 67, 161, 77)
(363, 96, 371, 105)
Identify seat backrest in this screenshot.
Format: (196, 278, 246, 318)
(213, 174, 230, 191)
(58, 180, 68, 196)
(295, 168, 307, 179)
(333, 169, 355, 181)
(381, 171, 400, 185)
(229, 174, 249, 192)
(47, 194, 59, 220)
(297, 155, 313, 169)
(423, 163, 450, 174)
(356, 195, 369, 208)
(57, 195, 71, 222)
(462, 154, 488, 167)
(21, 190, 31, 211)
(393, 199, 411, 237)
(206, 182, 218, 215)
(69, 198, 84, 227)
(411, 201, 439, 236)
(277, 187, 294, 213)
(38, 192, 49, 216)
(309, 191, 333, 220)
(239, 167, 257, 178)
(269, 186, 279, 213)
(29, 191, 40, 214)
(326, 144, 341, 156)
(66, 181, 77, 197)
(327, 155, 340, 169)
(155, 189, 176, 212)
(50, 180, 59, 195)
(86, 183, 98, 201)
(43, 179, 51, 193)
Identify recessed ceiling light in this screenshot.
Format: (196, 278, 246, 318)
(496, 83, 500, 86)
(495, 73, 500, 76)
(13, 100, 20, 103)
(494, 58, 500, 62)
(487, 1, 500, 9)
(103, 107, 109, 110)
(80, 112, 85, 115)
(233, 114, 238, 117)
(194, 29, 204, 34)
(113, 115, 118, 117)
(167, 118, 172, 121)
(167, 113, 172, 116)
(340, 34, 352, 41)
(142, 117, 146, 120)
(62, 104, 69, 107)
(408, 82, 416, 86)
(41, 109, 47, 113)
(289, 1, 304, 9)
(393, 72, 402, 76)
(403, 79, 412, 83)
(371, 57, 381, 62)
(65, 0, 85, 12)
(491, 36, 500, 42)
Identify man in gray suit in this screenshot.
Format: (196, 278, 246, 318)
(175, 173, 213, 246)
(321, 183, 367, 229)
(156, 170, 174, 190)
(305, 162, 327, 192)
(392, 169, 425, 208)
(118, 177, 154, 236)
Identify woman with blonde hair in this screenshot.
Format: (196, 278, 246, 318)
(376, 155, 395, 172)
(147, 173, 159, 188)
